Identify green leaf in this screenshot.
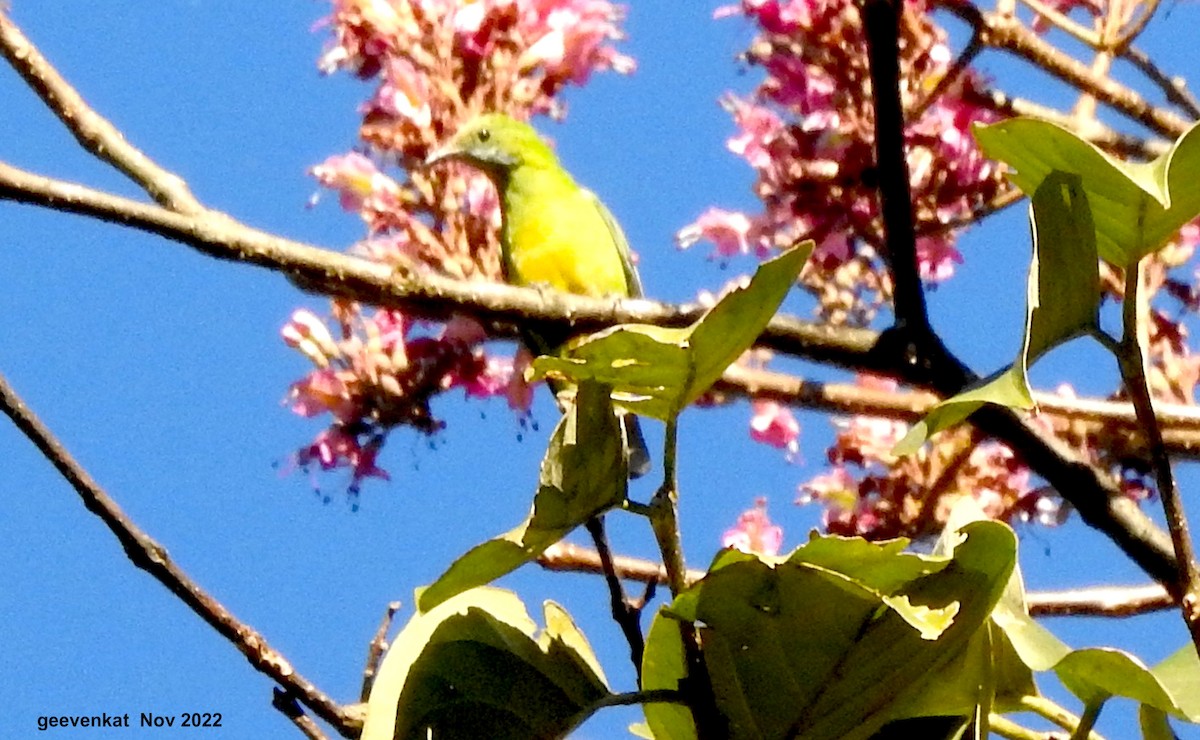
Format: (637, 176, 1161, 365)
(362, 588, 609, 740)
(974, 118, 1200, 266)
(417, 381, 625, 612)
(1140, 705, 1176, 740)
(532, 243, 813, 421)
(641, 609, 697, 740)
(662, 522, 1016, 740)
(1154, 644, 1200, 718)
(894, 170, 1100, 455)
(990, 563, 1200, 723)
(1022, 172, 1100, 361)
(893, 367, 1032, 456)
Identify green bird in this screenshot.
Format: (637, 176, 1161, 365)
(426, 113, 651, 478)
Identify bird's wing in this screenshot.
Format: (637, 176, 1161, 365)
(584, 189, 643, 299)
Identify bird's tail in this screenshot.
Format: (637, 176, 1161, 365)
(622, 413, 652, 479)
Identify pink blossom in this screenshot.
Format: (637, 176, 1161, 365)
(725, 96, 784, 170)
(518, 1, 635, 83)
(282, 309, 340, 368)
(296, 427, 390, 494)
(372, 57, 432, 127)
(722, 497, 784, 556)
(916, 234, 963, 282)
(507, 346, 536, 412)
(461, 355, 516, 399)
(287, 369, 357, 421)
(676, 207, 765, 258)
(750, 399, 801, 454)
(310, 152, 402, 215)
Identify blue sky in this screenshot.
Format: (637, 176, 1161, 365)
(2, 2, 1198, 738)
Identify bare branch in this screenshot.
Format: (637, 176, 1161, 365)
(0, 155, 1180, 588)
(0, 12, 202, 212)
(1027, 583, 1173, 617)
(584, 517, 646, 677)
(970, 87, 1170, 158)
(937, 0, 1192, 138)
(714, 364, 1200, 460)
(360, 602, 402, 703)
(0, 371, 362, 738)
(272, 691, 330, 740)
(1120, 45, 1200, 119)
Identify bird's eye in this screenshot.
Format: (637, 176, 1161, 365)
(478, 129, 491, 143)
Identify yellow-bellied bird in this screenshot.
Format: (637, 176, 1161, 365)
(426, 113, 651, 478)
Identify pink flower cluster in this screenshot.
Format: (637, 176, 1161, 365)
(284, 307, 520, 492)
(796, 375, 1060, 540)
(680, 0, 1006, 324)
(286, 0, 633, 493)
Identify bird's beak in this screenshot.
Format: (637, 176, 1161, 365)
(424, 142, 458, 168)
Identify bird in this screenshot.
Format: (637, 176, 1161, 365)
(425, 113, 651, 478)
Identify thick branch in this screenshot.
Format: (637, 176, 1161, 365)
(863, 0, 930, 333)
(0, 371, 362, 738)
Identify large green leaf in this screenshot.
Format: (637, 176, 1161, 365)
(894, 171, 1099, 455)
(974, 118, 1200, 266)
(417, 381, 625, 612)
(532, 243, 813, 421)
(644, 522, 1016, 740)
(986, 516, 1200, 725)
(362, 588, 609, 740)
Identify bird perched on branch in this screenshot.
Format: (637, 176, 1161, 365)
(426, 113, 651, 478)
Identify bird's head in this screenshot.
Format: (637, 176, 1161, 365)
(424, 113, 556, 182)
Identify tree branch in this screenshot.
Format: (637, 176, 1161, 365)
(937, 0, 1192, 138)
(863, 0, 930, 334)
(0, 12, 201, 212)
(0, 370, 363, 738)
(1119, 44, 1200, 119)
(0, 156, 1180, 589)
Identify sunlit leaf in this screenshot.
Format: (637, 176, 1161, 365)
(532, 243, 813, 421)
(657, 522, 1015, 740)
(641, 609, 697, 740)
(417, 381, 625, 612)
(894, 171, 1099, 455)
(362, 588, 609, 740)
(974, 118, 1200, 266)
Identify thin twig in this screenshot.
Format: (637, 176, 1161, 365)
(272, 690, 329, 740)
(0, 12, 201, 212)
(971, 86, 1171, 158)
(1120, 44, 1200, 118)
(540, 542, 1177, 618)
(584, 516, 646, 676)
(1118, 262, 1200, 652)
(0, 371, 362, 738)
(360, 601, 402, 702)
(1020, 695, 1106, 740)
(910, 25, 983, 121)
(647, 417, 723, 738)
(1027, 583, 1173, 616)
